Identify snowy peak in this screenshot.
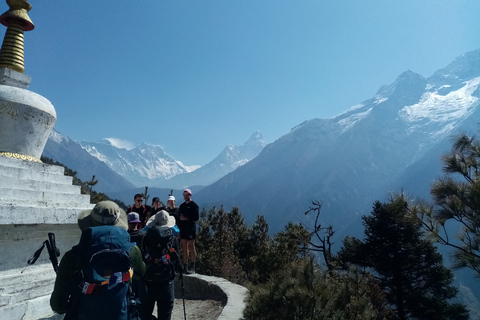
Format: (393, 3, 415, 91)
(240, 131, 266, 160)
(429, 49, 480, 86)
(210, 130, 266, 171)
(78, 140, 189, 186)
(220, 145, 247, 167)
(399, 76, 480, 140)
(400, 77, 480, 123)
(48, 129, 71, 144)
(326, 49, 480, 151)
(244, 131, 265, 146)
(332, 70, 428, 134)
(77, 131, 266, 188)
(42, 131, 135, 192)
(376, 70, 425, 99)
(165, 131, 267, 188)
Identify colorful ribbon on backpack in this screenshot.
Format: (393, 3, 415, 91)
(81, 268, 133, 294)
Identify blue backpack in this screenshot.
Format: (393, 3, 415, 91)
(65, 226, 137, 320)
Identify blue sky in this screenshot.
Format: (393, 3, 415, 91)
(17, 1, 480, 165)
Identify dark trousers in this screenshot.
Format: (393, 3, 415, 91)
(143, 281, 175, 320)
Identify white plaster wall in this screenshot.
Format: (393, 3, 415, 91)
(0, 156, 93, 319)
(0, 85, 56, 159)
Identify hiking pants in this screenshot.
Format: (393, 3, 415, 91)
(143, 281, 174, 320)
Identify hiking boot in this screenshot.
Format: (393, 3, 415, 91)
(183, 263, 191, 274)
(189, 262, 196, 274)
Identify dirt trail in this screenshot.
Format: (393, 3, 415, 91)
(157, 298, 224, 320)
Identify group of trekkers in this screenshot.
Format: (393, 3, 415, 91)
(126, 190, 199, 275)
(50, 189, 200, 320)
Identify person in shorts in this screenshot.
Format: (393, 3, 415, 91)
(178, 189, 199, 273)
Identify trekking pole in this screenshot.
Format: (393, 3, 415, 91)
(25, 232, 60, 273)
(173, 247, 187, 320)
(46, 233, 60, 272)
(180, 271, 187, 320)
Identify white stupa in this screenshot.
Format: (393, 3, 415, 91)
(0, 1, 93, 318)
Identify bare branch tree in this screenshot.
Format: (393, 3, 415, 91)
(303, 200, 335, 270)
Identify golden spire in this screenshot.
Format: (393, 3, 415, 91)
(0, 0, 34, 74)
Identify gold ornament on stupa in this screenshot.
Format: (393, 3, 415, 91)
(0, 0, 34, 73)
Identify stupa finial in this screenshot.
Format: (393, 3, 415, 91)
(0, 0, 34, 73)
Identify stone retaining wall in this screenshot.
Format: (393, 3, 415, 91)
(175, 274, 249, 320)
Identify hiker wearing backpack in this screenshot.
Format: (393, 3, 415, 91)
(141, 210, 183, 320)
(50, 201, 146, 320)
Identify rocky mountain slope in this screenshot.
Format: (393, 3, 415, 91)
(42, 131, 135, 192)
(195, 49, 480, 236)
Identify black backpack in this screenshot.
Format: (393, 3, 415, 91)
(142, 226, 177, 284)
(64, 226, 138, 320)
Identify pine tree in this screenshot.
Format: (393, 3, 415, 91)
(196, 206, 247, 283)
(338, 196, 468, 320)
(245, 258, 394, 320)
(414, 131, 480, 276)
(243, 215, 274, 284)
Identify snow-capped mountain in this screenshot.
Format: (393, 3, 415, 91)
(77, 131, 266, 188)
(194, 49, 480, 311)
(167, 131, 266, 188)
(196, 49, 480, 234)
(78, 140, 192, 187)
(42, 130, 135, 192)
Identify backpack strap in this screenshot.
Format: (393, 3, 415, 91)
(81, 268, 133, 294)
(130, 205, 146, 218)
(143, 230, 175, 265)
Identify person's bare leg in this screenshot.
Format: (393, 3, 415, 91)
(181, 239, 189, 265)
(188, 240, 196, 263)
(187, 240, 196, 272)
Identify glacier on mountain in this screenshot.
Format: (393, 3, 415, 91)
(337, 108, 372, 133)
(335, 103, 365, 118)
(175, 161, 200, 173)
(81, 144, 111, 164)
(374, 95, 388, 105)
(400, 76, 480, 124)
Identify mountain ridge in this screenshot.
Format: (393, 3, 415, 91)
(195, 48, 480, 233)
(42, 130, 135, 192)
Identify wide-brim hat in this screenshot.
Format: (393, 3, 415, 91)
(127, 212, 141, 224)
(146, 210, 175, 228)
(78, 200, 128, 231)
